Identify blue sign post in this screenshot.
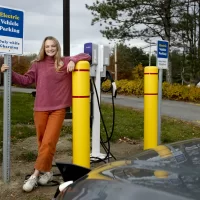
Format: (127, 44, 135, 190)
(0, 6, 24, 183)
(0, 6, 24, 55)
(156, 40, 169, 145)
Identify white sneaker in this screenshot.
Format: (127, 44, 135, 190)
(23, 175, 38, 192)
(38, 172, 53, 185)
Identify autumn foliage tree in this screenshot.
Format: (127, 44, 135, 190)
(0, 54, 37, 86)
(107, 43, 151, 79)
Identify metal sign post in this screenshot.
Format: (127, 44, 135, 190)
(3, 55, 12, 183)
(156, 40, 169, 145)
(0, 6, 24, 183)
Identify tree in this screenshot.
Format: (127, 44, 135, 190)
(86, 0, 185, 83)
(173, 0, 200, 85)
(132, 63, 144, 80)
(170, 49, 183, 83)
(107, 43, 149, 79)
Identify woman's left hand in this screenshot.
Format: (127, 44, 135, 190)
(67, 61, 75, 73)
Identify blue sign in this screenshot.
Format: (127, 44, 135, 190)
(157, 40, 168, 59)
(0, 6, 24, 55)
(157, 40, 169, 69)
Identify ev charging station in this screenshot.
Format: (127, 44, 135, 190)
(84, 43, 116, 161)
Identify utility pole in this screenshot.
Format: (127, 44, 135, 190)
(63, 0, 71, 119)
(149, 41, 151, 66)
(142, 40, 156, 66)
(63, 0, 70, 56)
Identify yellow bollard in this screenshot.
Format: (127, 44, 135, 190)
(72, 61, 90, 168)
(144, 66, 158, 150)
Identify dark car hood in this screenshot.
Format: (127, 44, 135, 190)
(61, 139, 200, 200)
(62, 179, 192, 200)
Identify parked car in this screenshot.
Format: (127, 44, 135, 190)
(54, 138, 200, 200)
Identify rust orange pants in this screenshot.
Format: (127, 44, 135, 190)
(34, 108, 66, 172)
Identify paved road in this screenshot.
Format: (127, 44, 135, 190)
(0, 86, 35, 94)
(0, 86, 200, 123)
(101, 95, 200, 123)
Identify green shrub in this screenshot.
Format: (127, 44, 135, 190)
(162, 82, 200, 102)
(103, 79, 200, 103)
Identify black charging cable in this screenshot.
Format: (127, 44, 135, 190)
(90, 71, 117, 164)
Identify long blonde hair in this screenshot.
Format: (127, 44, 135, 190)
(32, 36, 64, 71)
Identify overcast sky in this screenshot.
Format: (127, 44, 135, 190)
(0, 0, 148, 56)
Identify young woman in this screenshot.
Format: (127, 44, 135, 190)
(1, 36, 91, 192)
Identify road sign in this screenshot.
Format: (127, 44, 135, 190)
(0, 6, 24, 55)
(156, 40, 169, 69)
(0, 6, 24, 183)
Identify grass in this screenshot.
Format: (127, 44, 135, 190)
(0, 92, 72, 146)
(17, 151, 38, 162)
(0, 92, 200, 160)
(100, 104, 200, 143)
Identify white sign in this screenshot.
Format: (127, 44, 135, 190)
(157, 58, 168, 69)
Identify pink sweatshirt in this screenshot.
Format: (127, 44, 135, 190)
(12, 53, 91, 111)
